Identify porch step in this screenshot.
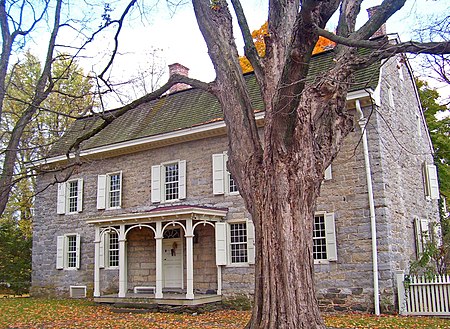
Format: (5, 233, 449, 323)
(110, 301, 223, 314)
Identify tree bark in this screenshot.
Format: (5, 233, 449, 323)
(248, 150, 325, 329)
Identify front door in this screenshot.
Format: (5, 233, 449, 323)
(163, 238, 183, 288)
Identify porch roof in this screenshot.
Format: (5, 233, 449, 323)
(86, 205, 228, 225)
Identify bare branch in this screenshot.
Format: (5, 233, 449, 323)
(353, 0, 405, 40)
(230, 0, 264, 80)
(318, 27, 450, 56)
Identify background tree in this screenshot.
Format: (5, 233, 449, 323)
(0, 52, 93, 293)
(239, 21, 335, 74)
(0, 218, 32, 295)
(0, 0, 142, 218)
(418, 79, 450, 208)
(418, 78, 450, 270)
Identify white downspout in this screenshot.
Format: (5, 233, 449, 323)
(356, 99, 380, 316)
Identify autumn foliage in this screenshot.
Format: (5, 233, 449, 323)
(239, 22, 336, 74)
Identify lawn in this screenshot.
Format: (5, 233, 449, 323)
(0, 298, 449, 329)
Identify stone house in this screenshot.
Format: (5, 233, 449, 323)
(31, 48, 440, 313)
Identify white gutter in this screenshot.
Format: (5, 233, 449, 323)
(356, 99, 380, 316)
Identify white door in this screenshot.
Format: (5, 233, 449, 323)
(163, 238, 183, 288)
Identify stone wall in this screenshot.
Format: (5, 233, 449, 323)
(31, 56, 438, 313)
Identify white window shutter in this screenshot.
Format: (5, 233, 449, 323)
(212, 154, 225, 195)
(75, 233, 81, 269)
(151, 165, 161, 203)
(247, 220, 255, 264)
(414, 218, 423, 257)
(77, 179, 83, 212)
(57, 183, 66, 214)
(99, 232, 105, 269)
(426, 164, 440, 200)
(56, 235, 65, 269)
(324, 213, 337, 261)
(324, 165, 332, 181)
(97, 175, 107, 210)
(118, 171, 123, 207)
(179, 160, 186, 199)
(215, 222, 227, 265)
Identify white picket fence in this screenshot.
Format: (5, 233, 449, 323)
(396, 272, 450, 316)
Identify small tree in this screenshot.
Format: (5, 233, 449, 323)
(0, 218, 32, 295)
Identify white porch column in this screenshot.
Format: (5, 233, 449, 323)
(217, 265, 222, 295)
(185, 217, 194, 300)
(155, 221, 163, 298)
(118, 224, 127, 298)
(94, 226, 101, 297)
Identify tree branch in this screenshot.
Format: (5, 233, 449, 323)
(353, 0, 405, 40)
(230, 0, 264, 80)
(318, 27, 450, 55)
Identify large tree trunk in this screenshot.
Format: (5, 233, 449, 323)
(249, 156, 324, 329)
(191, 1, 352, 328)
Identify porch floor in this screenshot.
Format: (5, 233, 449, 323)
(94, 293, 222, 306)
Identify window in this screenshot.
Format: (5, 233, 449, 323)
(387, 85, 394, 108)
(313, 215, 327, 260)
(414, 217, 430, 257)
(151, 160, 186, 203)
(313, 213, 337, 262)
(228, 173, 238, 193)
(57, 179, 83, 214)
(416, 113, 422, 138)
(97, 172, 122, 210)
(397, 56, 404, 81)
(165, 163, 179, 201)
(215, 220, 255, 266)
(108, 232, 119, 267)
(230, 223, 248, 263)
(324, 165, 332, 181)
(56, 234, 80, 270)
(423, 163, 439, 200)
(212, 152, 239, 195)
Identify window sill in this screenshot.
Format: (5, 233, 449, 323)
(105, 266, 119, 270)
(105, 206, 122, 210)
(314, 260, 336, 265)
(226, 263, 250, 268)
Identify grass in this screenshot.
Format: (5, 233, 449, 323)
(0, 298, 449, 328)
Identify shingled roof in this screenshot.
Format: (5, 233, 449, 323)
(48, 50, 380, 158)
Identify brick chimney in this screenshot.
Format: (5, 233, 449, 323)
(367, 6, 387, 38)
(168, 63, 190, 93)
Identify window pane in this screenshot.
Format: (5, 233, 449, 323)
(313, 215, 327, 260)
(109, 174, 121, 208)
(229, 174, 238, 193)
(165, 163, 179, 200)
(68, 181, 78, 213)
(230, 223, 248, 263)
(67, 235, 77, 268)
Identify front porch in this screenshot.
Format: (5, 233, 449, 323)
(94, 292, 222, 306)
(87, 205, 228, 303)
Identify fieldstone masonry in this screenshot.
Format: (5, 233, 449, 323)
(31, 55, 439, 313)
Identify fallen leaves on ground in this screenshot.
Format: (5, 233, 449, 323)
(0, 298, 449, 328)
